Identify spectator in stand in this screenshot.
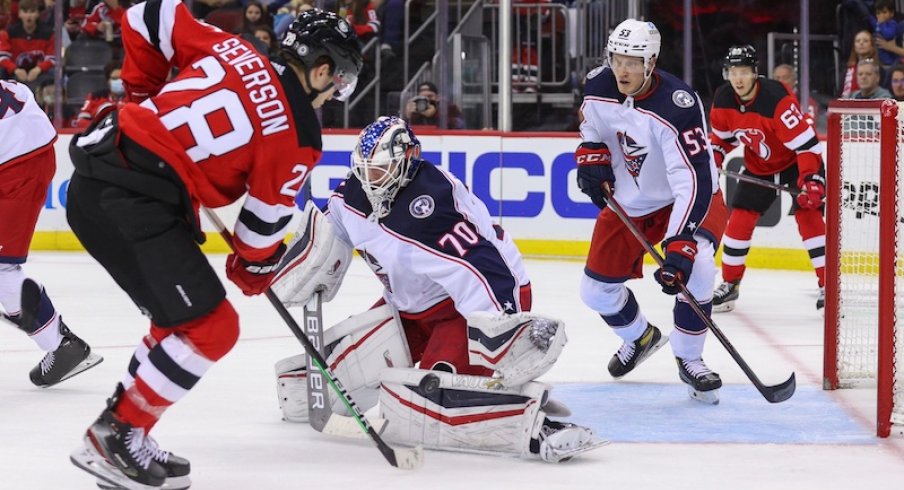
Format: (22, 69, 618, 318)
(35, 77, 76, 126)
(274, 0, 314, 37)
(0, 0, 17, 31)
(852, 58, 893, 99)
(375, 0, 402, 58)
(0, 0, 55, 86)
(844, 0, 904, 67)
(60, 0, 88, 41)
(336, 0, 380, 42)
(841, 29, 881, 97)
(74, 59, 123, 128)
(81, 0, 125, 44)
(241, 0, 270, 35)
(888, 64, 904, 100)
(772, 64, 819, 121)
(403, 81, 465, 129)
(252, 25, 277, 56)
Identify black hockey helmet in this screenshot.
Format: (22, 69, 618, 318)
(722, 45, 758, 79)
(281, 9, 364, 101)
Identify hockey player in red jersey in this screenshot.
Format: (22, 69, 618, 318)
(0, 79, 103, 387)
(709, 45, 826, 312)
(66, 1, 363, 488)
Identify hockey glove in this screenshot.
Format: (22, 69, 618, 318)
(226, 243, 287, 296)
(796, 173, 826, 210)
(575, 142, 615, 209)
(654, 235, 698, 295)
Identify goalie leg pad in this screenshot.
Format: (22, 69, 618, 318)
(276, 304, 413, 422)
(271, 201, 353, 306)
(466, 312, 567, 388)
(378, 367, 548, 458)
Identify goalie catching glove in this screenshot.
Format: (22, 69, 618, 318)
(270, 201, 353, 305)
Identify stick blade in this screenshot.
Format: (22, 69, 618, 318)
(391, 445, 425, 470)
(759, 372, 796, 403)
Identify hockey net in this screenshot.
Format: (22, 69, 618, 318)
(825, 99, 904, 437)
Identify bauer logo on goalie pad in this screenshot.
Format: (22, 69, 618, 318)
(409, 195, 435, 219)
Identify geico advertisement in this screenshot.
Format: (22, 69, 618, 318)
(39, 134, 808, 251)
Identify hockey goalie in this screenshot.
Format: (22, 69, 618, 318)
(270, 116, 606, 463)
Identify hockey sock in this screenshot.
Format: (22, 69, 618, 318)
(795, 208, 826, 287)
(670, 300, 711, 359)
(721, 208, 760, 283)
(600, 287, 648, 342)
(116, 300, 239, 430)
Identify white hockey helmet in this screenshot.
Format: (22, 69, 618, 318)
(351, 116, 422, 219)
(606, 18, 661, 79)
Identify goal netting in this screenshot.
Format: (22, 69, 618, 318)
(825, 99, 904, 437)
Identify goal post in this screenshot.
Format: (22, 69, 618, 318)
(824, 99, 902, 438)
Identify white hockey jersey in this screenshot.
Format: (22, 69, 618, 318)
(326, 163, 530, 316)
(580, 66, 719, 239)
(0, 80, 56, 166)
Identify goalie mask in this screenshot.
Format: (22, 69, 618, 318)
(351, 116, 422, 220)
(722, 45, 758, 80)
(605, 19, 660, 85)
(281, 9, 364, 101)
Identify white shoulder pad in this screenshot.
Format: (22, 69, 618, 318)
(271, 201, 353, 306)
(466, 312, 567, 387)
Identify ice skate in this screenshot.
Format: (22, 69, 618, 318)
(535, 419, 608, 463)
(676, 357, 722, 405)
(96, 434, 191, 489)
(71, 409, 168, 489)
(816, 287, 825, 311)
(29, 322, 103, 387)
(607, 324, 668, 379)
(712, 281, 740, 313)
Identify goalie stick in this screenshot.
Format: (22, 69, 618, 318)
(203, 207, 423, 470)
(719, 168, 801, 195)
(602, 186, 796, 403)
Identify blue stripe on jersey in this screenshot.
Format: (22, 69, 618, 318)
(343, 164, 520, 312)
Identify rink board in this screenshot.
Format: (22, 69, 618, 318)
(34, 132, 821, 270)
(555, 383, 876, 445)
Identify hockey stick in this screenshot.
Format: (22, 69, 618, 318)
(303, 290, 332, 431)
(202, 207, 423, 470)
(719, 168, 801, 195)
(601, 187, 796, 403)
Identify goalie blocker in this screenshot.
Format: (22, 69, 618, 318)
(276, 308, 605, 462)
(270, 201, 353, 306)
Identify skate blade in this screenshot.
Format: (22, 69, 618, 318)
(70, 444, 161, 490)
(712, 301, 735, 313)
(97, 475, 191, 490)
(687, 386, 720, 405)
(545, 437, 610, 463)
(43, 353, 104, 388)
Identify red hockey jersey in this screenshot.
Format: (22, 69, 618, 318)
(119, 0, 323, 262)
(0, 21, 56, 73)
(709, 78, 821, 177)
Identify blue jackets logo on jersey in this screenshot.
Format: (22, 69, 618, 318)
(360, 248, 393, 292)
(409, 195, 435, 219)
(617, 131, 649, 177)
